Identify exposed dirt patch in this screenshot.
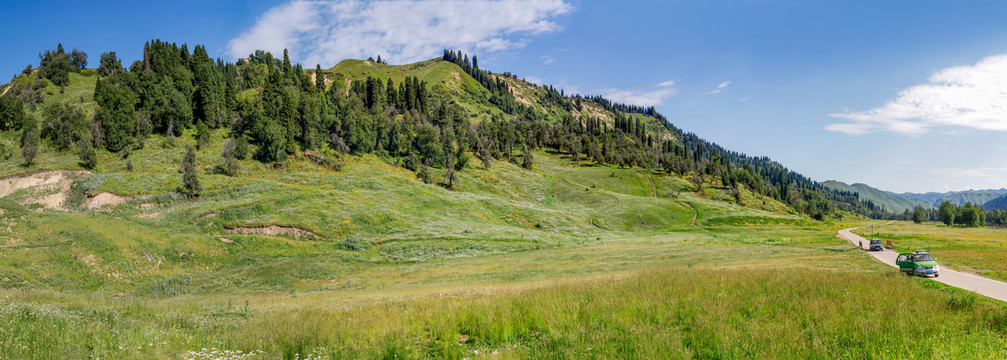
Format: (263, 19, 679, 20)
(497, 76, 535, 107)
(199, 212, 218, 220)
(446, 70, 462, 90)
(0, 84, 10, 97)
(135, 212, 162, 219)
(219, 238, 233, 243)
(83, 192, 130, 210)
(224, 225, 322, 239)
(0, 170, 91, 209)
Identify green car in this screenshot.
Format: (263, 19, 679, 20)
(896, 250, 940, 277)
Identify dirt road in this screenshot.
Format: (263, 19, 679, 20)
(839, 228, 1007, 303)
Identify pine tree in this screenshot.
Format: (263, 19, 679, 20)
(181, 145, 202, 198)
(315, 64, 325, 93)
(20, 115, 39, 166)
(196, 120, 211, 149)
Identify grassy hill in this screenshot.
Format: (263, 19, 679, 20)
(822, 180, 932, 213)
(3, 52, 1007, 358)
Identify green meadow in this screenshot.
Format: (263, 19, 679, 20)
(1, 129, 1007, 359)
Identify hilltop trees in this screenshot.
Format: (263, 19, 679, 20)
(70, 49, 87, 70)
(0, 42, 914, 222)
(98, 52, 123, 76)
(40, 43, 72, 87)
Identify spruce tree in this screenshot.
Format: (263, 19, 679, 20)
(196, 120, 211, 149)
(181, 145, 202, 198)
(20, 115, 39, 166)
(315, 64, 325, 93)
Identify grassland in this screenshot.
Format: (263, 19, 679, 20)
(1, 122, 1007, 358)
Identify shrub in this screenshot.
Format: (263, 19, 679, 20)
(79, 142, 97, 170)
(340, 236, 363, 251)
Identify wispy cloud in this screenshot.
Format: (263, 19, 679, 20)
(601, 80, 678, 107)
(738, 96, 749, 101)
(702, 81, 731, 95)
(228, 0, 573, 66)
(524, 75, 545, 85)
(541, 55, 554, 65)
(827, 54, 1007, 135)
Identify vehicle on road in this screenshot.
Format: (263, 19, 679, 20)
(869, 239, 884, 251)
(896, 250, 940, 277)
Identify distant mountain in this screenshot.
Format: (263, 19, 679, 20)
(900, 189, 1007, 208)
(983, 194, 1007, 211)
(821, 181, 932, 213)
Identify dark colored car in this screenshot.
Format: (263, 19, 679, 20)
(869, 239, 884, 251)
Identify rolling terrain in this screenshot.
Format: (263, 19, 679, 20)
(2, 50, 1007, 359)
(822, 180, 932, 213)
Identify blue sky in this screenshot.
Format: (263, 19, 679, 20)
(2, 0, 1007, 193)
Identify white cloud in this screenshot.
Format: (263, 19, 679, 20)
(541, 55, 554, 64)
(524, 75, 545, 85)
(738, 96, 749, 101)
(228, 0, 573, 66)
(827, 54, 1007, 135)
(601, 81, 678, 107)
(702, 80, 730, 95)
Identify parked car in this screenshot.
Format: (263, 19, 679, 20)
(896, 250, 939, 277)
(869, 239, 884, 251)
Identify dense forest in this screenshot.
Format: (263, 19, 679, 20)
(2, 41, 919, 220)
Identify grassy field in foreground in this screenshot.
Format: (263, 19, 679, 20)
(4, 266, 1006, 359)
(852, 221, 1007, 282)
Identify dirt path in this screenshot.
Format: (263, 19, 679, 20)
(682, 202, 708, 232)
(838, 228, 1007, 303)
(647, 174, 657, 198)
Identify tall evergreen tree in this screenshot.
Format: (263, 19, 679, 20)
(181, 145, 202, 198)
(20, 115, 39, 166)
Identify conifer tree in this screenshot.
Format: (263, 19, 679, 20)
(315, 64, 325, 93)
(20, 115, 39, 166)
(181, 145, 202, 198)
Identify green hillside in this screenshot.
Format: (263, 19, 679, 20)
(4, 43, 1006, 359)
(325, 58, 502, 119)
(822, 180, 932, 213)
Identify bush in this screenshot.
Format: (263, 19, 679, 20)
(79, 142, 97, 170)
(232, 131, 248, 160)
(340, 236, 363, 251)
(40, 102, 87, 151)
(0, 96, 26, 131)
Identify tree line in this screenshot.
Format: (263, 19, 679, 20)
(2, 42, 914, 219)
